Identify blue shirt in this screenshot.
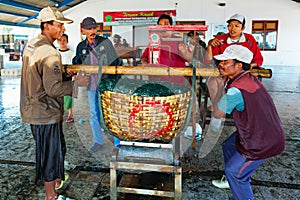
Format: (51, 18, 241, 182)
(87, 40, 99, 90)
(218, 87, 244, 114)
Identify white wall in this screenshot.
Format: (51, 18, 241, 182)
(64, 0, 300, 66)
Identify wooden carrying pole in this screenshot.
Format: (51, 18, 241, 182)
(65, 65, 272, 78)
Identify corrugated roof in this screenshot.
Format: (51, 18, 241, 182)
(0, 0, 87, 28)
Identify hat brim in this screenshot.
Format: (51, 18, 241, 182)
(226, 19, 243, 25)
(214, 54, 235, 61)
(41, 17, 73, 24)
(55, 17, 73, 24)
(82, 24, 98, 29)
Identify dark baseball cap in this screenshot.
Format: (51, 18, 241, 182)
(81, 17, 98, 29)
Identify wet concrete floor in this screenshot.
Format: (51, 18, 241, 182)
(0, 65, 299, 199)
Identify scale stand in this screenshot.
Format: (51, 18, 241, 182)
(110, 140, 182, 199)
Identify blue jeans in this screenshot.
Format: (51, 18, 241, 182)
(222, 132, 266, 200)
(88, 90, 103, 145)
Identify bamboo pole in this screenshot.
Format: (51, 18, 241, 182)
(65, 65, 272, 78)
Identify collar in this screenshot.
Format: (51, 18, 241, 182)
(39, 34, 56, 49)
(224, 70, 249, 91)
(58, 48, 70, 52)
(227, 32, 246, 44)
(86, 38, 96, 47)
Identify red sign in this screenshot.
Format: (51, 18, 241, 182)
(103, 10, 176, 26)
(147, 25, 208, 31)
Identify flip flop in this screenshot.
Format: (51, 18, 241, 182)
(65, 118, 74, 123)
(55, 173, 69, 190)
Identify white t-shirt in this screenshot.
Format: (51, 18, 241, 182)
(58, 49, 74, 65)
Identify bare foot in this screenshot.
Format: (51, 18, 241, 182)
(55, 179, 62, 189)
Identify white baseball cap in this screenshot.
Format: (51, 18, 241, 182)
(227, 13, 245, 26)
(37, 6, 73, 24)
(214, 45, 253, 64)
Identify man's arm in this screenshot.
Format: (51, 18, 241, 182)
(207, 77, 227, 119)
(248, 34, 263, 67)
(141, 47, 149, 65)
(178, 43, 193, 62)
(214, 87, 245, 119)
(205, 37, 224, 65)
(72, 42, 83, 64)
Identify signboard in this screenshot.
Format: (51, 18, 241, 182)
(212, 24, 227, 36)
(103, 10, 176, 26)
(147, 25, 208, 45)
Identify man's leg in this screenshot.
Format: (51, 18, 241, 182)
(31, 123, 65, 200)
(223, 135, 266, 200)
(222, 132, 238, 164)
(88, 90, 103, 145)
(211, 132, 237, 189)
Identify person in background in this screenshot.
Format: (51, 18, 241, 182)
(206, 13, 263, 68)
(57, 33, 75, 123)
(20, 40, 25, 58)
(141, 14, 177, 65)
(122, 38, 130, 48)
(187, 31, 207, 49)
(121, 38, 131, 64)
(141, 14, 189, 84)
(112, 34, 123, 48)
(20, 6, 89, 200)
(214, 31, 225, 37)
(73, 17, 120, 151)
(185, 30, 207, 64)
(205, 14, 264, 119)
(208, 45, 285, 199)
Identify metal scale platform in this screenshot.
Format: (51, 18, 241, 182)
(110, 140, 182, 200)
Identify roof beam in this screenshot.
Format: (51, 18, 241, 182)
(0, 10, 30, 18)
(17, 14, 38, 26)
(0, 0, 40, 12)
(57, 0, 78, 8)
(17, 0, 80, 25)
(0, 0, 86, 28)
(0, 20, 39, 28)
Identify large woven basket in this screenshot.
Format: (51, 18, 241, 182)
(101, 91, 191, 142)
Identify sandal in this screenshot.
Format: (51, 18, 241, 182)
(55, 173, 69, 190)
(65, 118, 74, 123)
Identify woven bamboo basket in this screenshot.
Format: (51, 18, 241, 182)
(101, 90, 191, 142)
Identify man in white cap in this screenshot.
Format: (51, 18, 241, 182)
(204, 13, 264, 132)
(208, 45, 285, 199)
(206, 13, 263, 68)
(20, 6, 89, 200)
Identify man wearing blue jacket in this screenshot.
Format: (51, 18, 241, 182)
(73, 17, 120, 151)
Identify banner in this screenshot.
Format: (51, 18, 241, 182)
(103, 10, 176, 26)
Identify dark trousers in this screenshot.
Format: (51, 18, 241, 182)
(31, 122, 66, 183)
